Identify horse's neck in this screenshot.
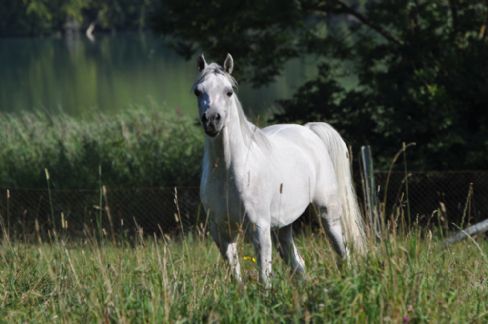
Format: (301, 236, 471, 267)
(204, 99, 252, 171)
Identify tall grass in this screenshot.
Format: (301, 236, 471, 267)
(0, 229, 486, 322)
(0, 108, 203, 189)
(0, 109, 486, 322)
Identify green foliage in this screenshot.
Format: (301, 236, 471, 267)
(0, 0, 156, 36)
(154, 0, 488, 170)
(0, 233, 487, 321)
(0, 109, 203, 189)
(353, 0, 488, 169)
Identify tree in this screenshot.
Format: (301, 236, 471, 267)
(0, 0, 156, 36)
(152, 0, 488, 170)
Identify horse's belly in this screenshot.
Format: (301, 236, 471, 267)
(268, 177, 314, 227)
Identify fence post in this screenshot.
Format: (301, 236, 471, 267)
(361, 145, 381, 239)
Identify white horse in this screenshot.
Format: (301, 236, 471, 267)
(194, 54, 366, 287)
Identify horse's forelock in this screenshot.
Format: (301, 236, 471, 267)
(194, 63, 237, 89)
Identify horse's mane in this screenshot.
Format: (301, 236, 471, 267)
(194, 63, 270, 150)
(234, 96, 270, 150)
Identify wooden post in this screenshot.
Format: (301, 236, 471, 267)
(361, 145, 381, 239)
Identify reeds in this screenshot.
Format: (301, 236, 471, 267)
(0, 108, 203, 189)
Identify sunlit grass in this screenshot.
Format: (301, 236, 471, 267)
(0, 230, 486, 322)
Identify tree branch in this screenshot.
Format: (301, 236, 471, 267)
(444, 218, 488, 246)
(304, 0, 403, 46)
(333, 0, 403, 46)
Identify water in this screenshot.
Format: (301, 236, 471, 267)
(0, 33, 317, 118)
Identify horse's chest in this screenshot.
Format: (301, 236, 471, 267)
(201, 168, 245, 223)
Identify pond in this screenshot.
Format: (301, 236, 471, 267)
(0, 32, 317, 118)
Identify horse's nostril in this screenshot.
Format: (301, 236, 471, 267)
(201, 113, 208, 123)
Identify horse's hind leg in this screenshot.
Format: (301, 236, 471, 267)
(318, 203, 348, 259)
(274, 225, 305, 276)
(210, 222, 242, 282)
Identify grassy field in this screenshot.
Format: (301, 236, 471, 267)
(0, 229, 487, 323)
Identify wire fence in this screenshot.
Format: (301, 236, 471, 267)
(374, 171, 487, 228)
(0, 171, 486, 240)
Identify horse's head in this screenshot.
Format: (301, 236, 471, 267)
(192, 53, 236, 137)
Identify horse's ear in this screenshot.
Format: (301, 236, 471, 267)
(223, 53, 234, 74)
(197, 53, 207, 72)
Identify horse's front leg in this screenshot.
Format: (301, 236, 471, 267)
(210, 222, 242, 282)
(250, 224, 273, 288)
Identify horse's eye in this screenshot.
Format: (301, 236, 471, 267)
(226, 90, 233, 97)
(194, 89, 202, 97)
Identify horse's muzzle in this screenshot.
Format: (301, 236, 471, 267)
(201, 111, 223, 137)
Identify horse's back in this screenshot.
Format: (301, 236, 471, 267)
(262, 124, 322, 148)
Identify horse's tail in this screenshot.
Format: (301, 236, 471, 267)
(306, 122, 367, 254)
